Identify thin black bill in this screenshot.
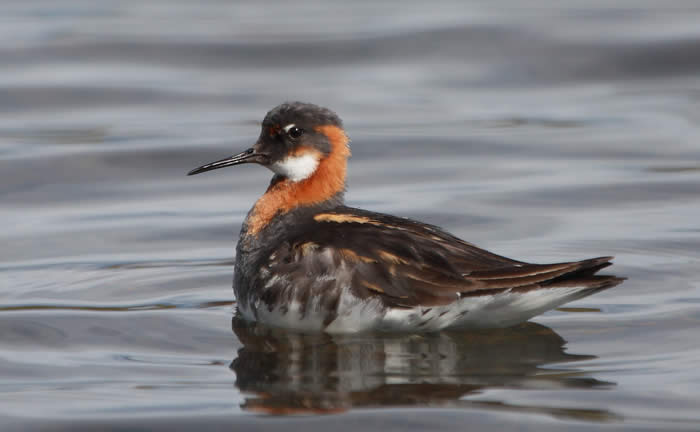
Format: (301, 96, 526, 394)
(187, 148, 266, 176)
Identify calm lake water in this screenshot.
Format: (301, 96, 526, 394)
(2, 1, 700, 430)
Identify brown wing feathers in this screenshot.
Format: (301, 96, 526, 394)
(273, 209, 619, 308)
(464, 257, 615, 290)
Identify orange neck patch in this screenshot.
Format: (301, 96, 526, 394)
(246, 125, 351, 235)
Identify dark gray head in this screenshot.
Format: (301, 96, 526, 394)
(188, 102, 349, 183)
(262, 102, 342, 133)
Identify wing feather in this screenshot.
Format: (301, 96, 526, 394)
(258, 207, 616, 309)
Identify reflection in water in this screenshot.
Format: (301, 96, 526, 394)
(230, 318, 618, 420)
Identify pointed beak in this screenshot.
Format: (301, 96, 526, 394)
(187, 148, 267, 176)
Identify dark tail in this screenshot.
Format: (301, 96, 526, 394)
(542, 256, 625, 294)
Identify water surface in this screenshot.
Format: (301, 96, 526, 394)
(2, 1, 700, 430)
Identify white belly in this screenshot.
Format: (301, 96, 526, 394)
(237, 284, 597, 334)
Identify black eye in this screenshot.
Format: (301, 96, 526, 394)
(288, 126, 303, 139)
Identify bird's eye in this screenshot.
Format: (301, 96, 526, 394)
(288, 126, 303, 139)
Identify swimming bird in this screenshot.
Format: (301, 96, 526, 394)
(188, 102, 623, 333)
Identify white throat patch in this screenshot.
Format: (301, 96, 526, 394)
(269, 153, 320, 182)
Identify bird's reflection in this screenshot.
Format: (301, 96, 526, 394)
(230, 317, 617, 420)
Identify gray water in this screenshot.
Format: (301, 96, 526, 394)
(2, 1, 700, 430)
